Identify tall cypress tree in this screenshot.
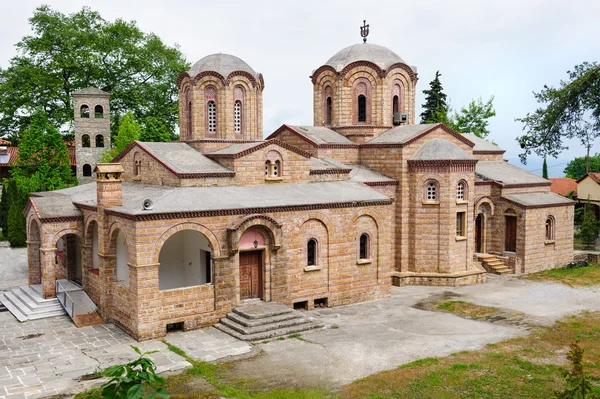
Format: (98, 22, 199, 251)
(420, 71, 448, 124)
(542, 157, 549, 179)
(0, 183, 8, 239)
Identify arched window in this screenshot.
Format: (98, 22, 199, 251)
(82, 164, 92, 177)
(80, 105, 89, 118)
(265, 151, 283, 178)
(359, 233, 370, 260)
(185, 88, 192, 140)
(82, 134, 90, 148)
(234, 100, 242, 134)
(158, 230, 212, 290)
(94, 105, 104, 119)
(326, 97, 332, 125)
(546, 217, 555, 240)
(393, 95, 399, 115)
(358, 95, 367, 123)
(207, 100, 217, 133)
(307, 239, 317, 266)
(95, 134, 104, 148)
(457, 181, 465, 200)
(133, 152, 141, 177)
(425, 180, 438, 202)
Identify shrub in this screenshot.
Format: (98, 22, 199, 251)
(6, 180, 27, 247)
(555, 342, 600, 399)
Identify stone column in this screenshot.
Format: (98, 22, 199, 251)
(27, 240, 41, 285)
(40, 248, 57, 298)
(81, 243, 92, 290)
(213, 255, 236, 312)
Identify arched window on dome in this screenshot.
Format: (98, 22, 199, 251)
(205, 86, 217, 136)
(326, 97, 332, 125)
(392, 83, 403, 124)
(358, 95, 366, 122)
(234, 86, 245, 135)
(323, 85, 333, 126)
(185, 88, 192, 140)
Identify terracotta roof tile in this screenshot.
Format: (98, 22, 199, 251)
(549, 178, 577, 197)
(0, 147, 76, 167)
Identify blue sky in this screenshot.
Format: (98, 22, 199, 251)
(1, 0, 599, 177)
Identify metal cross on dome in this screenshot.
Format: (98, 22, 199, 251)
(360, 20, 370, 43)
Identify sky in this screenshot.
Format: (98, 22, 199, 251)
(1, 0, 599, 177)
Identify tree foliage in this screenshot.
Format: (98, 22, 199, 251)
(100, 112, 141, 162)
(517, 62, 600, 164)
(11, 108, 76, 193)
(0, 184, 8, 240)
(543, 157, 549, 179)
(555, 342, 600, 399)
(420, 71, 449, 124)
(564, 154, 600, 180)
(451, 96, 496, 139)
(0, 5, 189, 140)
(576, 202, 600, 249)
(5, 180, 27, 247)
(140, 116, 172, 143)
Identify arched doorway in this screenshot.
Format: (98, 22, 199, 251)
(158, 230, 212, 290)
(239, 228, 265, 300)
(55, 234, 82, 284)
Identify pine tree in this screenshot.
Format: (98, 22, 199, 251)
(101, 111, 141, 162)
(6, 179, 27, 247)
(420, 71, 448, 124)
(576, 201, 600, 249)
(11, 108, 76, 193)
(543, 157, 549, 179)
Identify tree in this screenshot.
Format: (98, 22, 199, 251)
(420, 71, 449, 124)
(6, 180, 27, 247)
(100, 111, 141, 162)
(564, 154, 600, 180)
(140, 116, 172, 143)
(0, 6, 189, 140)
(543, 157, 549, 179)
(0, 183, 8, 239)
(517, 62, 600, 164)
(451, 96, 496, 139)
(555, 342, 600, 399)
(11, 109, 76, 193)
(576, 201, 600, 249)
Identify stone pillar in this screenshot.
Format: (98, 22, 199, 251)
(213, 255, 237, 312)
(130, 263, 158, 340)
(40, 248, 57, 298)
(81, 243, 92, 290)
(27, 240, 41, 285)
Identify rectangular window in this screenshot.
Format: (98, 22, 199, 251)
(456, 212, 466, 237)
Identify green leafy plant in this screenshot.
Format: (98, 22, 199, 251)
(94, 345, 169, 399)
(555, 341, 600, 399)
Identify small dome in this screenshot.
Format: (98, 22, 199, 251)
(325, 43, 408, 72)
(188, 53, 258, 79)
(411, 139, 474, 161)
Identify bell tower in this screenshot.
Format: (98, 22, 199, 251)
(72, 88, 111, 183)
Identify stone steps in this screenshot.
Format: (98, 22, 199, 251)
(215, 301, 323, 342)
(0, 286, 66, 322)
(477, 254, 512, 275)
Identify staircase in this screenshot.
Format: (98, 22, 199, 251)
(477, 254, 512, 275)
(214, 301, 323, 341)
(0, 285, 66, 322)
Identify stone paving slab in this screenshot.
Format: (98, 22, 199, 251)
(0, 311, 251, 398)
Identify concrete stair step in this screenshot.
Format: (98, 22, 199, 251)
(0, 293, 27, 322)
(232, 302, 294, 320)
(485, 260, 505, 267)
(226, 310, 302, 328)
(220, 315, 313, 335)
(4, 291, 63, 315)
(18, 285, 58, 305)
(10, 288, 60, 311)
(214, 320, 323, 342)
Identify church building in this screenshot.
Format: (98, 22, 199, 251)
(23, 29, 574, 340)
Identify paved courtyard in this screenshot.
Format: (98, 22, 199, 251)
(0, 245, 27, 291)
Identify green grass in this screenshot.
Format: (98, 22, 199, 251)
(523, 262, 600, 287)
(436, 300, 500, 319)
(341, 312, 600, 398)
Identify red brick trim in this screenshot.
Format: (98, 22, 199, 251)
(258, 73, 265, 90)
(176, 72, 191, 88)
(309, 168, 352, 175)
(408, 160, 478, 173)
(501, 196, 575, 209)
(177, 172, 235, 178)
(475, 181, 498, 186)
(206, 139, 313, 159)
(503, 182, 551, 188)
(229, 214, 282, 230)
(106, 199, 394, 221)
(364, 181, 399, 186)
(192, 71, 226, 85)
(341, 61, 385, 79)
(318, 144, 360, 149)
(39, 216, 82, 223)
(184, 139, 261, 144)
(310, 65, 338, 84)
(473, 150, 506, 155)
(226, 70, 258, 87)
(384, 63, 418, 81)
(331, 125, 393, 130)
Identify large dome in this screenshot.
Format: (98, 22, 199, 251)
(325, 43, 407, 72)
(188, 53, 258, 78)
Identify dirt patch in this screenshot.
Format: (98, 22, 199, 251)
(413, 291, 537, 329)
(19, 333, 44, 340)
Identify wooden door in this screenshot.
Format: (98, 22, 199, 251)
(505, 216, 517, 252)
(475, 214, 482, 253)
(239, 251, 262, 300)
